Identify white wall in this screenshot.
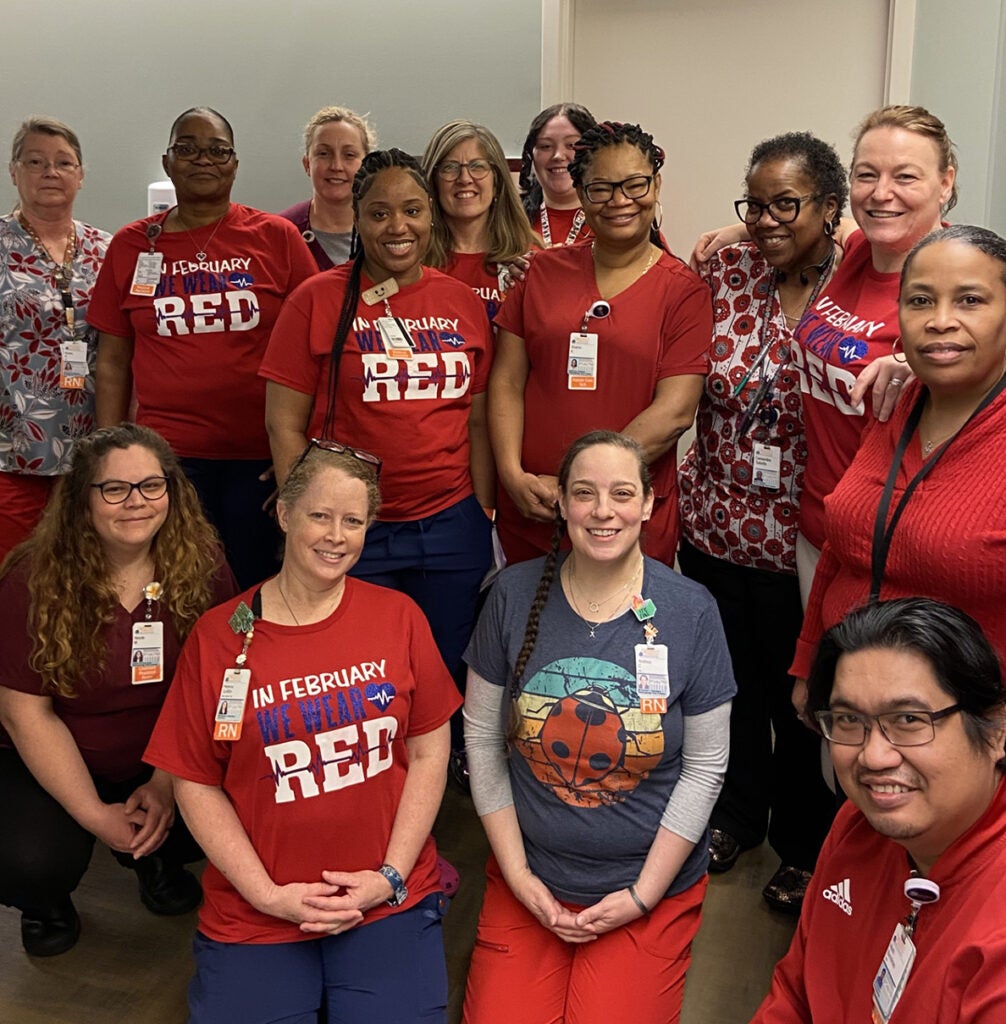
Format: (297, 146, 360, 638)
(566, 0, 890, 259)
(910, 0, 1006, 232)
(0, 0, 541, 233)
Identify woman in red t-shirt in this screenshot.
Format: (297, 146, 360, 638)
(421, 120, 538, 323)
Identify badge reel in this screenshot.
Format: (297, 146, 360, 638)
(568, 300, 610, 392)
(871, 877, 940, 1023)
(130, 223, 164, 297)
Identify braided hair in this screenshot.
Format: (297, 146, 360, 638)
(518, 103, 597, 221)
(507, 431, 653, 742)
(568, 121, 666, 249)
(320, 149, 431, 438)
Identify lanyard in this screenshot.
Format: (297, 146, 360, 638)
(870, 374, 1006, 600)
(540, 204, 585, 247)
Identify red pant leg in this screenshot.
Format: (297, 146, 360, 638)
(0, 473, 56, 562)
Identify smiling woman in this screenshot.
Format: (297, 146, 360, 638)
(261, 149, 494, 744)
(793, 226, 1006, 694)
(88, 107, 318, 588)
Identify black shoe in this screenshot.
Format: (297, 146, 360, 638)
(762, 864, 813, 914)
(134, 856, 202, 915)
(21, 898, 80, 957)
(707, 828, 742, 873)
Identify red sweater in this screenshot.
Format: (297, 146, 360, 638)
(753, 776, 1006, 1023)
(792, 380, 1006, 679)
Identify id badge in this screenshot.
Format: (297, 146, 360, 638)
(213, 668, 251, 741)
(635, 643, 670, 715)
(361, 277, 400, 306)
(130, 252, 163, 296)
(871, 923, 916, 1023)
(377, 316, 414, 360)
(130, 621, 164, 684)
(567, 333, 598, 390)
(59, 340, 88, 390)
(752, 442, 782, 490)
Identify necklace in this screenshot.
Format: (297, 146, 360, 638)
(591, 240, 657, 277)
(565, 555, 643, 637)
(540, 204, 586, 247)
(17, 209, 76, 329)
(175, 207, 228, 261)
(276, 579, 302, 625)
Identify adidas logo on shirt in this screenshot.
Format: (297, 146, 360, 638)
(823, 878, 852, 916)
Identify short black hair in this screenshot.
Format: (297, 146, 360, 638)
(807, 598, 1006, 763)
(168, 107, 235, 145)
(746, 131, 848, 231)
(902, 224, 1006, 289)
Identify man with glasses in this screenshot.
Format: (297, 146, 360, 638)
(753, 597, 1006, 1023)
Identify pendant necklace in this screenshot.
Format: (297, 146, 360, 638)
(175, 207, 228, 261)
(566, 555, 643, 637)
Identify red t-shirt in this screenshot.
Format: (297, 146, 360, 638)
(443, 251, 504, 323)
(0, 558, 237, 781)
(87, 204, 317, 460)
(791, 230, 900, 547)
(493, 243, 711, 563)
(144, 578, 462, 944)
(259, 265, 493, 521)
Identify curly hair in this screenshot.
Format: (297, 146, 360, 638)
(745, 131, 849, 232)
(0, 424, 223, 698)
(569, 122, 666, 249)
(421, 120, 537, 272)
(518, 103, 597, 220)
(853, 105, 958, 214)
(507, 431, 652, 741)
(319, 148, 432, 439)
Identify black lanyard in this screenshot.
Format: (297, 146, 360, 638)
(870, 375, 1006, 601)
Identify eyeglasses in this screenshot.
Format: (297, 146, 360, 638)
(18, 158, 80, 175)
(291, 439, 383, 479)
(814, 705, 962, 747)
(167, 143, 236, 164)
(734, 194, 819, 225)
(91, 477, 169, 504)
(582, 175, 654, 204)
(437, 160, 492, 181)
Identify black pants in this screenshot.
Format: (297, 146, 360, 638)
(678, 540, 834, 869)
(0, 747, 202, 915)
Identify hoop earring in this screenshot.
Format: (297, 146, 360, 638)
(891, 335, 908, 364)
(654, 201, 663, 231)
(823, 220, 835, 237)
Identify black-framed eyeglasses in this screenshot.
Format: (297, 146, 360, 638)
(167, 143, 236, 164)
(437, 160, 492, 182)
(91, 477, 169, 505)
(734, 194, 819, 225)
(582, 175, 653, 204)
(814, 705, 962, 747)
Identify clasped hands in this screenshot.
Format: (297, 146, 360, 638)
(260, 868, 396, 935)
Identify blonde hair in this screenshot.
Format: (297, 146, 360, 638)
(421, 120, 537, 271)
(0, 424, 223, 698)
(303, 106, 376, 155)
(10, 116, 82, 165)
(853, 105, 958, 213)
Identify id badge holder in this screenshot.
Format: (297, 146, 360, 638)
(213, 668, 251, 741)
(635, 643, 669, 714)
(130, 253, 163, 297)
(361, 278, 400, 306)
(377, 316, 415, 360)
(567, 333, 598, 390)
(59, 340, 88, 390)
(752, 443, 782, 490)
(131, 621, 164, 684)
(871, 923, 916, 1023)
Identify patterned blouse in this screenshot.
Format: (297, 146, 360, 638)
(678, 243, 806, 573)
(0, 214, 109, 475)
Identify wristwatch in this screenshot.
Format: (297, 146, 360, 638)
(378, 863, 409, 907)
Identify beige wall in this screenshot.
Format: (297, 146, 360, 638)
(563, 0, 890, 259)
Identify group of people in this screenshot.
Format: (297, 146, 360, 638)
(2, 92, 1006, 1024)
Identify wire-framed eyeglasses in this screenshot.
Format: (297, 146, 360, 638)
(814, 705, 962, 747)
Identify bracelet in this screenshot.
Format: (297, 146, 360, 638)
(628, 884, 649, 916)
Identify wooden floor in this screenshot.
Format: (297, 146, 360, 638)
(0, 785, 796, 1023)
